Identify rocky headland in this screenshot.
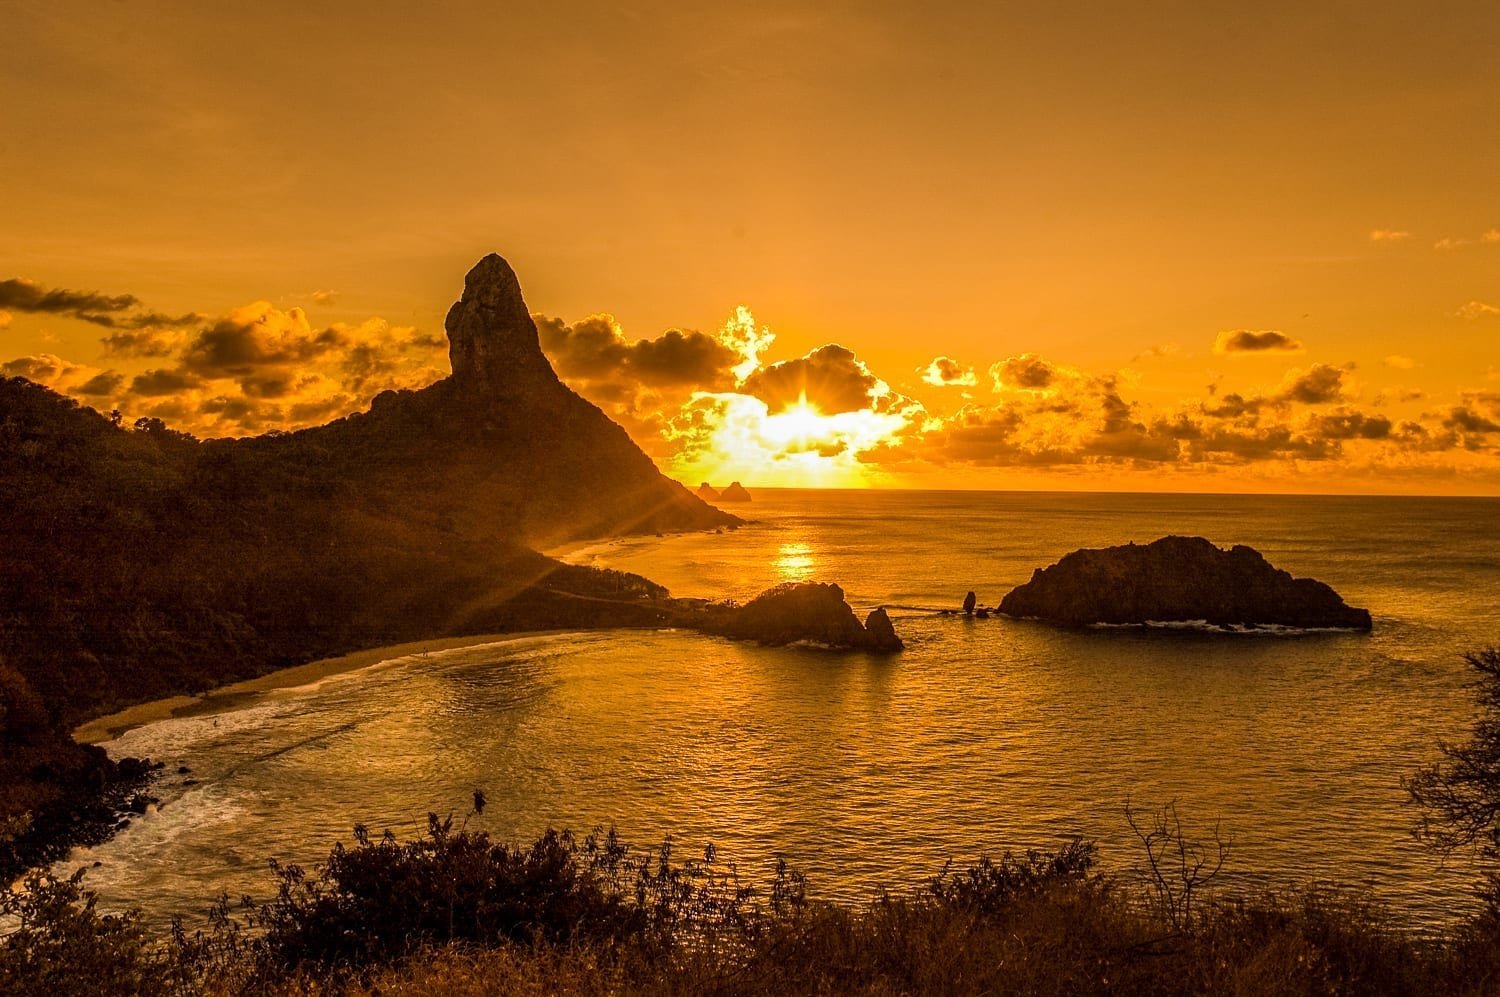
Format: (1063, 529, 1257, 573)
(998, 535, 1372, 631)
(0, 252, 895, 874)
(697, 582, 903, 652)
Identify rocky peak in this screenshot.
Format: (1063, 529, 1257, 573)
(445, 253, 559, 393)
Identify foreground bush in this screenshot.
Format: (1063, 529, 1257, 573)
(5, 810, 1500, 995)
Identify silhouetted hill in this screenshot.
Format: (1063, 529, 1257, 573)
(0, 253, 737, 869)
(252, 255, 737, 547)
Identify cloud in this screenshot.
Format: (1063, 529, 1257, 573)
(2, 354, 80, 383)
(990, 353, 1061, 391)
(1305, 409, 1393, 441)
(920, 356, 976, 387)
(0, 277, 199, 329)
(533, 311, 750, 454)
(128, 368, 204, 397)
(1383, 354, 1416, 369)
(101, 328, 187, 358)
(1275, 363, 1350, 405)
(882, 355, 1187, 468)
(1485, 229, 1500, 244)
(0, 278, 137, 324)
(310, 290, 339, 306)
(180, 303, 344, 377)
(1444, 406, 1500, 434)
(75, 371, 125, 396)
(742, 343, 886, 415)
(537, 314, 739, 390)
(719, 306, 776, 382)
(0, 297, 448, 436)
(1213, 330, 1304, 355)
(1434, 237, 1469, 251)
(1456, 300, 1500, 320)
(1369, 229, 1411, 243)
(1131, 343, 1180, 362)
(0, 310, 10, 329)
(1443, 392, 1500, 436)
(857, 344, 1469, 474)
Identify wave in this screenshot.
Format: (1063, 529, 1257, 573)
(1086, 619, 1367, 636)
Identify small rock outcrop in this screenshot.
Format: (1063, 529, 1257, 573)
(706, 582, 903, 651)
(720, 481, 752, 502)
(698, 482, 722, 500)
(863, 607, 902, 650)
(962, 591, 977, 616)
(998, 536, 1372, 631)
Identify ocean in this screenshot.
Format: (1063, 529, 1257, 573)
(70, 490, 1500, 930)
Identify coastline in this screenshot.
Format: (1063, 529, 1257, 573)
(72, 630, 567, 746)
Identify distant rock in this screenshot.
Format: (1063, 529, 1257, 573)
(863, 607, 903, 651)
(705, 582, 903, 651)
(698, 482, 722, 500)
(998, 536, 1372, 631)
(720, 481, 752, 502)
(962, 591, 977, 616)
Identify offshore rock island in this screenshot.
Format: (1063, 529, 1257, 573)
(999, 535, 1373, 631)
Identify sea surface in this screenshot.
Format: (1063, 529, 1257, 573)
(71, 490, 1500, 930)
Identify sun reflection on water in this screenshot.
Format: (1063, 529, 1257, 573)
(774, 542, 815, 582)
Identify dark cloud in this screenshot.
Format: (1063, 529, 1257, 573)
(129, 368, 203, 397)
(2, 355, 75, 382)
(116, 311, 201, 330)
(0, 278, 137, 324)
(1276, 363, 1349, 405)
(181, 308, 343, 377)
(741, 344, 881, 415)
(1201, 392, 1261, 418)
(1184, 424, 1333, 462)
(533, 313, 745, 457)
(75, 371, 125, 396)
(0, 278, 200, 329)
(101, 329, 184, 357)
(1307, 409, 1393, 441)
(1444, 392, 1500, 434)
(990, 353, 1058, 390)
(1214, 330, 1304, 354)
(536, 314, 738, 389)
(239, 372, 300, 399)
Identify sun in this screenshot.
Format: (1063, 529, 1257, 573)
(669, 390, 910, 488)
(762, 393, 834, 452)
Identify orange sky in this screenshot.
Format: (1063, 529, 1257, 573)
(2, 2, 1498, 493)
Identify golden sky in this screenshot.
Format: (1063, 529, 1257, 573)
(2, 2, 1498, 493)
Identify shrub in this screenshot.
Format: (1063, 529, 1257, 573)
(250, 815, 649, 972)
(0, 869, 174, 996)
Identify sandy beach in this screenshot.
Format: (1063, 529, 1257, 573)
(72, 631, 563, 746)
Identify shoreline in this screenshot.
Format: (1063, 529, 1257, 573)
(72, 630, 567, 746)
